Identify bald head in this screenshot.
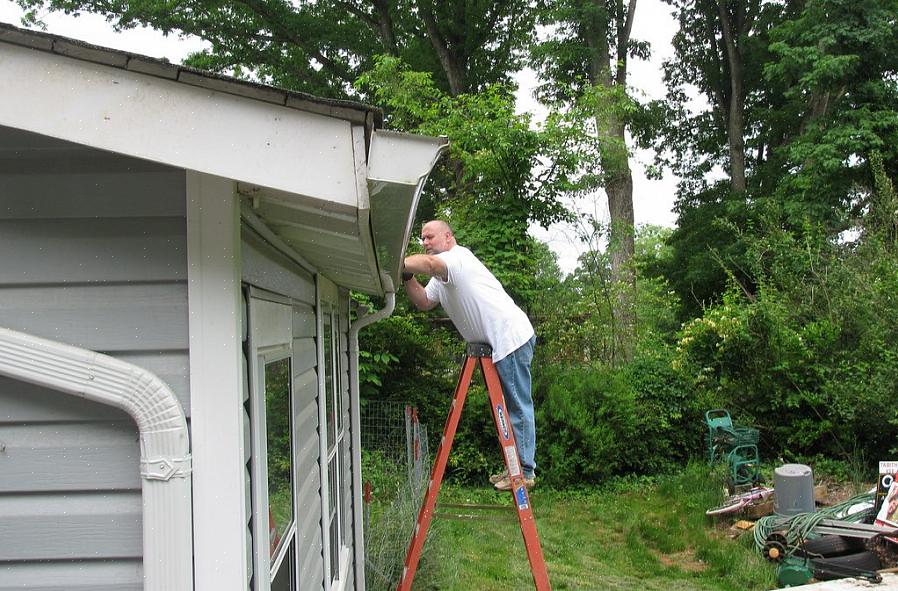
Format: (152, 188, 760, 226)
(421, 220, 456, 255)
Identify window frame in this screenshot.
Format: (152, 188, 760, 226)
(318, 286, 350, 590)
(247, 292, 297, 591)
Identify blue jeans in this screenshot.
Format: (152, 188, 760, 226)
(495, 336, 536, 478)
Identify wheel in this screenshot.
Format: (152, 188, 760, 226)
(763, 533, 789, 562)
(795, 535, 866, 559)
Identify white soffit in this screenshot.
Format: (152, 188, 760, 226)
(0, 42, 358, 207)
(240, 184, 381, 294)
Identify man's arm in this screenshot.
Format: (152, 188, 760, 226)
(404, 254, 448, 281)
(402, 254, 448, 311)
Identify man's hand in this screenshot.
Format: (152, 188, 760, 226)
(402, 259, 438, 311)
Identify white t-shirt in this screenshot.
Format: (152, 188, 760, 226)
(424, 245, 534, 362)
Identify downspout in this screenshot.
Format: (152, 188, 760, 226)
(349, 272, 396, 591)
(0, 327, 193, 591)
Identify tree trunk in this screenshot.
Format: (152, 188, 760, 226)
(606, 165, 636, 362)
(716, 0, 747, 193)
(586, 0, 637, 364)
(601, 117, 636, 364)
(419, 1, 467, 95)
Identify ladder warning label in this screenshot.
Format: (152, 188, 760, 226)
(503, 445, 522, 477)
(515, 485, 530, 510)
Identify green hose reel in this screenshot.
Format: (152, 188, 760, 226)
(705, 409, 761, 486)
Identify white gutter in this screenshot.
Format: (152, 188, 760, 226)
(0, 327, 193, 591)
(349, 273, 396, 591)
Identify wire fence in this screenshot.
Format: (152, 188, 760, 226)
(361, 401, 433, 591)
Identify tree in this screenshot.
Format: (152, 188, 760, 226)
(657, 0, 898, 313)
(16, 0, 535, 99)
(530, 0, 644, 364)
(761, 0, 898, 233)
(358, 56, 570, 307)
(659, 0, 789, 194)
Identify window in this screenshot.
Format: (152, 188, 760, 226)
(321, 306, 347, 587)
(247, 294, 296, 591)
(265, 356, 294, 569)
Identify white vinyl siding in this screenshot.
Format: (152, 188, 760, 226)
(0, 125, 188, 589)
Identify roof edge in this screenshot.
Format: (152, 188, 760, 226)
(0, 21, 384, 128)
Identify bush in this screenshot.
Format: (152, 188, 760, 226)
(625, 353, 702, 470)
(535, 365, 635, 486)
(673, 225, 898, 462)
(533, 358, 696, 487)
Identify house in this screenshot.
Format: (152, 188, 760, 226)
(0, 22, 446, 591)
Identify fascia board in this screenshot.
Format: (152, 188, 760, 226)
(0, 43, 357, 209)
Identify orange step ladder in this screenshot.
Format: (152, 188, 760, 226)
(396, 343, 552, 591)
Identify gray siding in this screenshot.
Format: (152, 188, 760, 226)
(294, 303, 324, 591)
(0, 561, 142, 591)
(0, 125, 188, 589)
(242, 230, 315, 306)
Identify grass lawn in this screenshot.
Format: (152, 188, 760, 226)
(412, 464, 777, 590)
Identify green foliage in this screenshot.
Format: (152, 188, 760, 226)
(535, 364, 636, 485)
(533, 223, 681, 365)
(660, 0, 898, 314)
(656, 0, 784, 192)
(358, 55, 570, 308)
(361, 449, 406, 504)
(358, 349, 399, 399)
(264, 357, 294, 538)
(865, 151, 898, 246)
(534, 353, 697, 488)
(674, 220, 898, 459)
(761, 0, 898, 231)
(16, 0, 535, 99)
(657, 184, 758, 319)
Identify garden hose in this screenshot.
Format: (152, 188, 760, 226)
(754, 492, 875, 558)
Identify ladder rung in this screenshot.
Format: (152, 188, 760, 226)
(434, 512, 518, 522)
(439, 502, 514, 511)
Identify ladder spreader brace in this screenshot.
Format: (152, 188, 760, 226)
(396, 342, 552, 591)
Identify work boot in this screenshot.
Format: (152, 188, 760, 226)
(489, 469, 508, 485)
(493, 474, 535, 491)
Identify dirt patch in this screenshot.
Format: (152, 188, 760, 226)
(655, 548, 709, 573)
(815, 480, 872, 506)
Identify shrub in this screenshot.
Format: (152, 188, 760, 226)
(535, 365, 633, 485)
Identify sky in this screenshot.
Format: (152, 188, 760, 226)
(0, 0, 682, 274)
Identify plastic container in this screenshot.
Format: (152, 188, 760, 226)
(774, 463, 816, 516)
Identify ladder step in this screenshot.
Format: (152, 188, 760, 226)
(439, 502, 514, 511)
(434, 512, 519, 522)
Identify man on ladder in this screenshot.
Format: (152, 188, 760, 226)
(399, 220, 550, 591)
(402, 219, 537, 490)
